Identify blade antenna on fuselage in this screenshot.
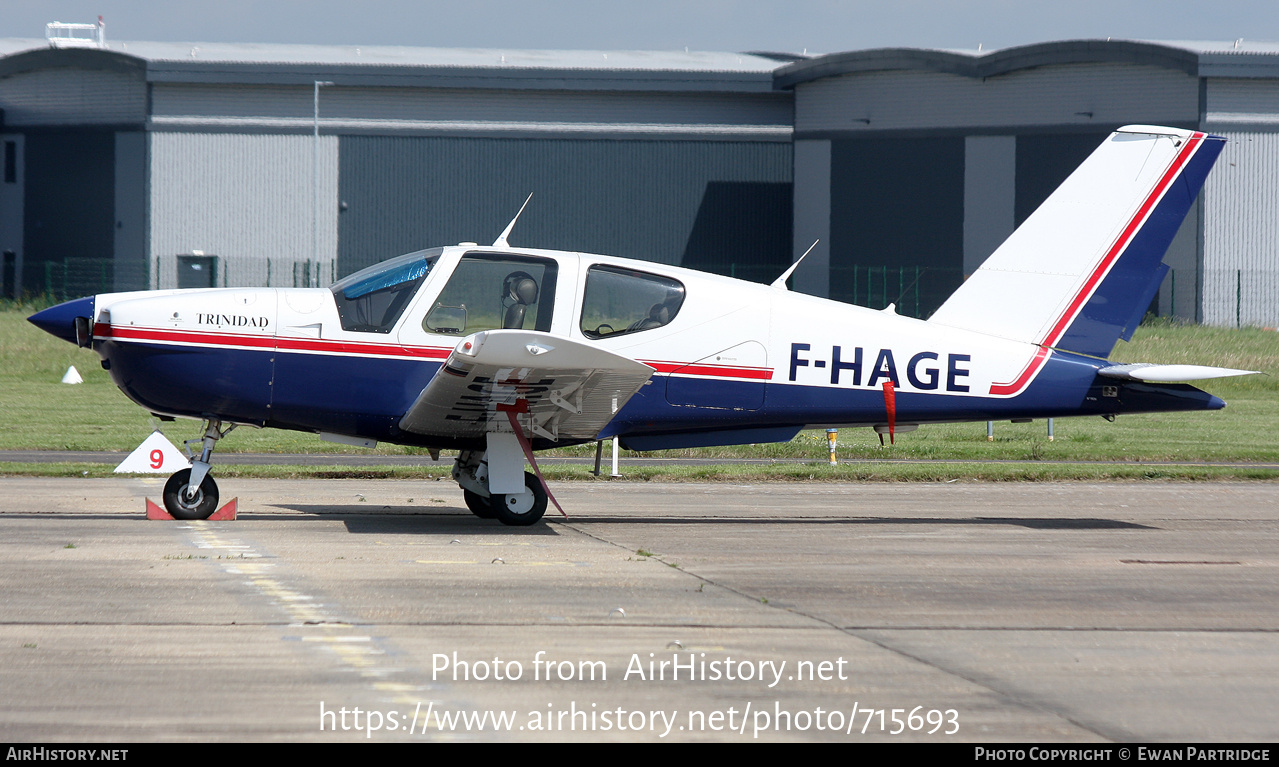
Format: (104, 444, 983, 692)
(492, 193, 534, 248)
(771, 239, 819, 290)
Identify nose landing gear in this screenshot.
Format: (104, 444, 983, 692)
(162, 419, 235, 520)
(162, 468, 220, 520)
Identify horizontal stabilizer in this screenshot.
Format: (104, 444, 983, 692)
(1097, 363, 1260, 382)
(930, 126, 1225, 359)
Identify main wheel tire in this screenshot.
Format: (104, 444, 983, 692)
(493, 471, 548, 527)
(163, 469, 220, 520)
(463, 489, 497, 519)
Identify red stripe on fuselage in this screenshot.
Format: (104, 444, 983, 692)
(96, 324, 450, 360)
(988, 133, 1204, 397)
(95, 324, 773, 381)
(988, 347, 1050, 397)
(639, 359, 773, 380)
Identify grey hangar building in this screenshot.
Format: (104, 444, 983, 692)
(1, 35, 1277, 328)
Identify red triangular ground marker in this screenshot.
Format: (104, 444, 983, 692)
(144, 497, 238, 520)
(210, 498, 238, 520)
(145, 498, 173, 520)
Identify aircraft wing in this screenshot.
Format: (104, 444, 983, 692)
(398, 330, 654, 442)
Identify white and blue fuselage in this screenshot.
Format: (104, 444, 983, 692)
(36, 244, 1220, 453)
(29, 126, 1250, 523)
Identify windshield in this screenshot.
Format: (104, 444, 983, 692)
(331, 249, 440, 333)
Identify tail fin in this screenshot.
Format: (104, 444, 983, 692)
(930, 126, 1224, 358)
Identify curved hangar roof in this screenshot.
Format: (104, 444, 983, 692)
(5, 37, 1277, 93)
(775, 38, 1279, 88)
(0, 38, 787, 92)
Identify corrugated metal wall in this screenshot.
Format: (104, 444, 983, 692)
(795, 64, 1198, 134)
(1202, 130, 1279, 327)
(1205, 78, 1279, 127)
(149, 133, 338, 289)
(336, 136, 792, 278)
(1157, 196, 1202, 322)
(0, 68, 146, 126)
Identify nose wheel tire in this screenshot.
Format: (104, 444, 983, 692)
(493, 471, 548, 526)
(463, 489, 498, 519)
(163, 469, 220, 520)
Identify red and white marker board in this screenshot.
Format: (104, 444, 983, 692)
(114, 431, 189, 474)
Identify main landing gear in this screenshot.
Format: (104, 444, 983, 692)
(163, 419, 235, 520)
(453, 438, 549, 526)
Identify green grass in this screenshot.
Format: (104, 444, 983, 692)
(2, 308, 1277, 475)
(5, 461, 1279, 482)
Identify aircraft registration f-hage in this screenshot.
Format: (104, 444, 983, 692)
(30, 125, 1257, 524)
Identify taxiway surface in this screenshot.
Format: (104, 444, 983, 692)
(1, 478, 1276, 742)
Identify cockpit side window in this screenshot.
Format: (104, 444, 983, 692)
(422, 253, 558, 336)
(331, 252, 437, 333)
(580, 265, 685, 340)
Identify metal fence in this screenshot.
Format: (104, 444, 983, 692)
(150, 255, 337, 292)
(44, 259, 113, 302)
(726, 263, 1279, 327)
(40, 256, 339, 300)
(690, 263, 963, 320)
(42, 259, 149, 302)
(829, 265, 964, 320)
(1201, 268, 1279, 329)
(34, 258, 1279, 330)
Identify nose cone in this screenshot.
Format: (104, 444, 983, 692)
(1207, 394, 1227, 411)
(28, 296, 96, 345)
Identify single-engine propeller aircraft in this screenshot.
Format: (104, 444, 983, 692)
(31, 125, 1257, 524)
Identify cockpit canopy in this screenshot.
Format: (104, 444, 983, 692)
(329, 247, 686, 340)
(330, 249, 441, 333)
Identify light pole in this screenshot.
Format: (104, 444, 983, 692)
(313, 80, 334, 286)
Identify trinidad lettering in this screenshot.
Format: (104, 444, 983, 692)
(197, 313, 270, 328)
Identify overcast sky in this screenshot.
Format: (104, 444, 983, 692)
(5, 1, 1278, 55)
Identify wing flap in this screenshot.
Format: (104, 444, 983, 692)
(399, 330, 654, 441)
